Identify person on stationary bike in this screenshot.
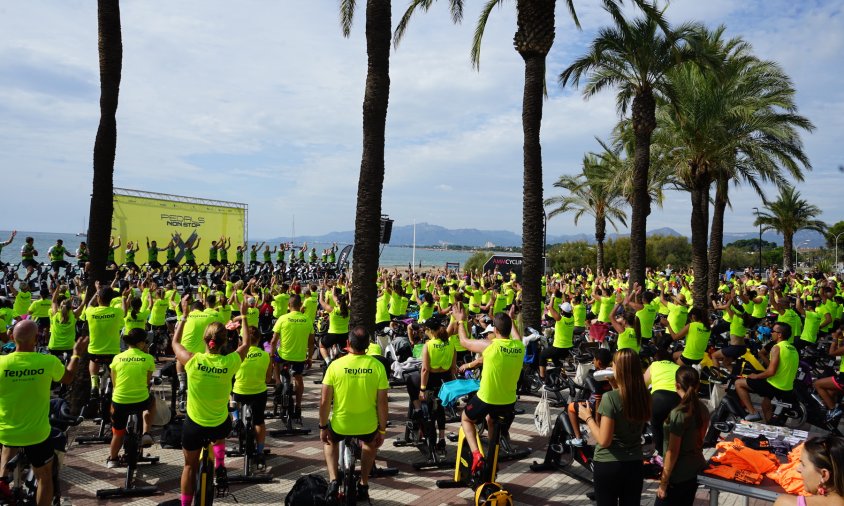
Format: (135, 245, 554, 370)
(106, 328, 156, 468)
(451, 303, 525, 474)
(811, 328, 844, 421)
(711, 292, 751, 370)
(86, 285, 124, 401)
(563, 348, 613, 447)
(270, 294, 313, 423)
(319, 326, 389, 502)
(404, 316, 456, 452)
(0, 320, 88, 506)
(538, 300, 574, 384)
(171, 296, 250, 506)
(735, 323, 798, 422)
(232, 322, 270, 467)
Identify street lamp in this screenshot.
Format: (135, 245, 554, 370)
(834, 231, 844, 272)
(753, 207, 762, 275)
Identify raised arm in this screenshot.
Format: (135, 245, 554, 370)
(171, 295, 194, 366)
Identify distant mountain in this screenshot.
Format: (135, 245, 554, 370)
(264, 223, 691, 248)
(723, 229, 826, 248)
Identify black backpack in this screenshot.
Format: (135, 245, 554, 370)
(160, 420, 183, 449)
(285, 474, 330, 506)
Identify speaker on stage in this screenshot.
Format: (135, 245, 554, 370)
(380, 217, 393, 244)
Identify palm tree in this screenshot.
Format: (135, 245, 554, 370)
(395, 0, 659, 331)
(545, 153, 628, 272)
(560, 11, 696, 291)
(755, 186, 826, 271)
(73, 0, 123, 417)
(342, 0, 392, 330)
(656, 33, 813, 307)
(703, 29, 813, 293)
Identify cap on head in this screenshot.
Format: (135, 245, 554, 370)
(481, 324, 495, 335)
(560, 302, 573, 313)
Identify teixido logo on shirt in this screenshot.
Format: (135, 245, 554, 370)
(247, 352, 263, 359)
(196, 364, 228, 374)
(343, 367, 373, 375)
(4, 368, 45, 378)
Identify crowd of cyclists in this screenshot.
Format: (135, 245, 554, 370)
(2, 231, 844, 505)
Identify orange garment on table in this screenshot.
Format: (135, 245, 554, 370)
(766, 443, 807, 496)
(711, 439, 780, 475)
(703, 465, 764, 485)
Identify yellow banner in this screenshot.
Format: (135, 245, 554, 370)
(112, 194, 246, 265)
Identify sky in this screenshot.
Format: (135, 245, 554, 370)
(0, 0, 842, 241)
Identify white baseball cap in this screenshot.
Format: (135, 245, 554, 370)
(560, 302, 573, 313)
(481, 324, 495, 335)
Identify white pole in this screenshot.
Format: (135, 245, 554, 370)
(412, 220, 416, 269)
(834, 232, 844, 272)
(292, 214, 295, 243)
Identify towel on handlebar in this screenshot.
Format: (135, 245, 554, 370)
(438, 379, 481, 407)
(391, 357, 421, 381)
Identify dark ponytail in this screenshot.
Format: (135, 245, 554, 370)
(337, 291, 349, 318)
(674, 366, 704, 430)
(689, 307, 711, 331)
(130, 296, 141, 320)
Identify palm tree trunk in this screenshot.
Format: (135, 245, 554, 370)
(783, 233, 794, 271)
(708, 179, 727, 295)
(519, 52, 545, 332)
(349, 0, 391, 331)
(595, 216, 606, 274)
(689, 176, 710, 310)
(629, 89, 655, 290)
(71, 0, 123, 418)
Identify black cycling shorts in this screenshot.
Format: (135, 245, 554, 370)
(232, 391, 268, 425)
(720, 345, 746, 359)
(322, 333, 348, 350)
(182, 414, 232, 452)
(36, 317, 50, 330)
(463, 396, 516, 425)
(50, 260, 69, 271)
(111, 396, 153, 431)
(679, 355, 702, 366)
(89, 354, 115, 365)
(21, 259, 37, 269)
(539, 345, 572, 367)
(326, 423, 376, 444)
(746, 377, 790, 401)
(16, 437, 55, 468)
(278, 358, 305, 376)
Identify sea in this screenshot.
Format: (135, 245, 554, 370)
(0, 230, 474, 270)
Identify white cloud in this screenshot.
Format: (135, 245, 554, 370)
(0, 0, 841, 240)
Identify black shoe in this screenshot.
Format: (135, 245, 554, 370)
(256, 452, 266, 470)
(436, 439, 446, 454)
(325, 479, 340, 503)
(357, 482, 370, 502)
(293, 408, 302, 425)
(214, 466, 228, 489)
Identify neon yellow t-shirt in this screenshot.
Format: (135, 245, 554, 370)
(272, 293, 290, 318)
(477, 339, 525, 405)
(27, 299, 52, 319)
(123, 310, 150, 333)
(375, 294, 390, 324)
(48, 310, 76, 350)
(649, 360, 679, 393)
(13, 291, 32, 318)
(111, 347, 155, 404)
(186, 352, 241, 427)
(0, 352, 65, 446)
(233, 346, 270, 395)
(552, 315, 574, 349)
(426, 339, 455, 370)
(324, 353, 388, 435)
(149, 299, 169, 326)
(328, 307, 349, 335)
(273, 310, 311, 362)
(87, 305, 124, 355)
(616, 327, 640, 352)
(682, 322, 710, 361)
(182, 309, 218, 354)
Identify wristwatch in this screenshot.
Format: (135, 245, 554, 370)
(318, 424, 328, 430)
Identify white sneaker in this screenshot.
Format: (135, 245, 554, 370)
(106, 457, 119, 469)
(744, 412, 762, 422)
(141, 433, 154, 447)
